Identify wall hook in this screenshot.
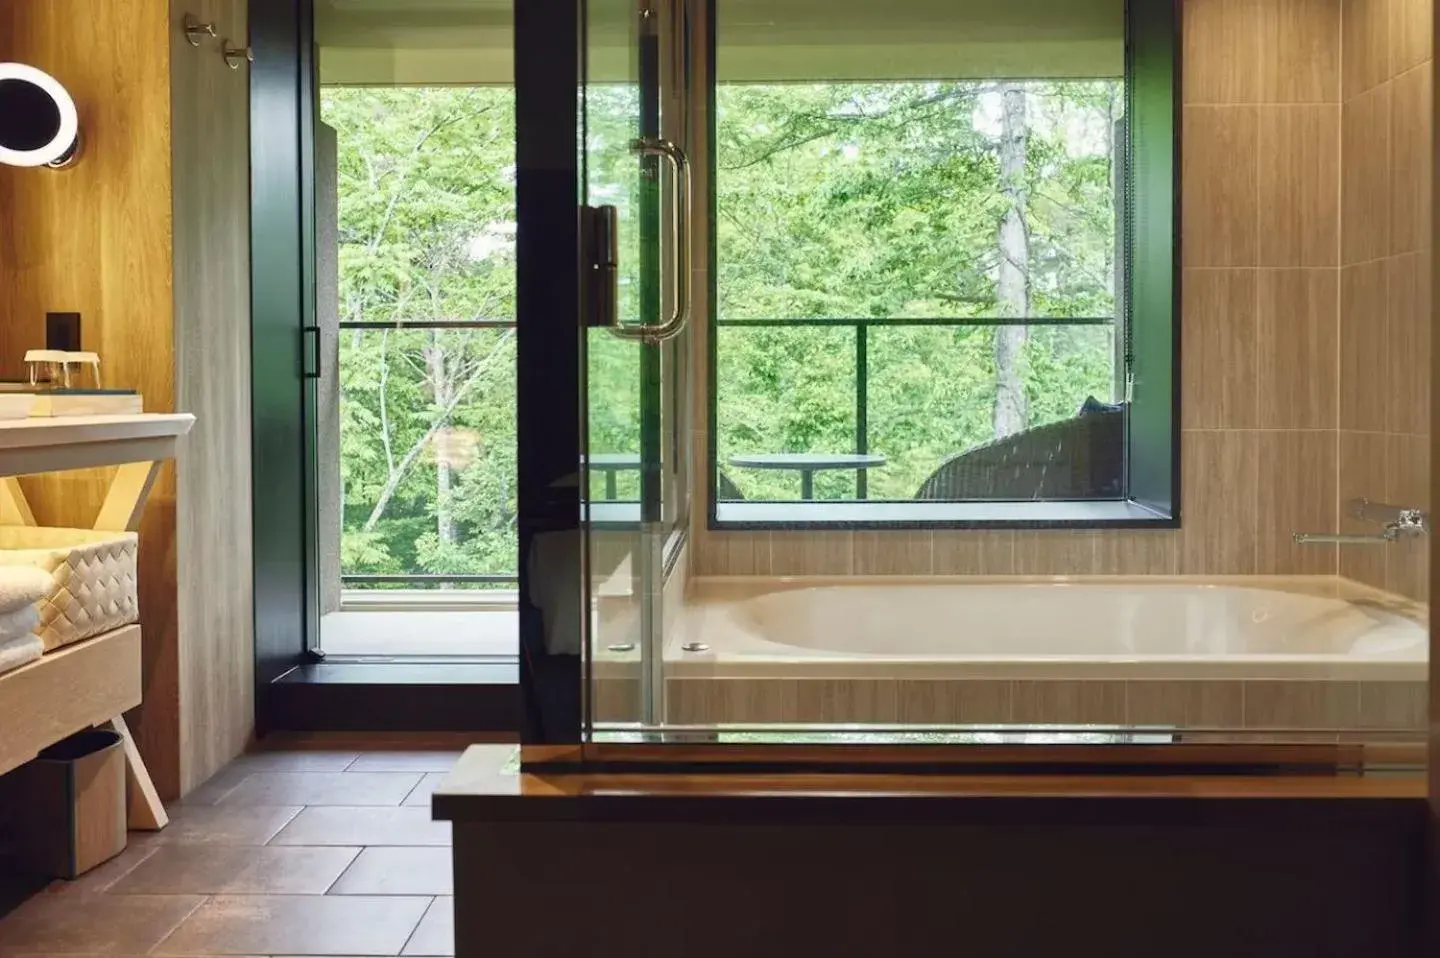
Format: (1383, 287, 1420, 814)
(183, 14, 218, 47)
(222, 42, 254, 70)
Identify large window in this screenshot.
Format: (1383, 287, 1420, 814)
(709, 0, 1175, 526)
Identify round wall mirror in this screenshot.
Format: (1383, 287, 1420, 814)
(0, 63, 80, 168)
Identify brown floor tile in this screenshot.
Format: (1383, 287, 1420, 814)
(402, 897, 454, 956)
(330, 847, 453, 896)
(179, 765, 255, 806)
(109, 846, 360, 895)
(155, 894, 431, 956)
(26, 840, 161, 897)
(391, 748, 517, 807)
(346, 751, 463, 773)
(401, 773, 451, 807)
(231, 750, 362, 772)
(269, 806, 451, 847)
(0, 893, 204, 954)
(218, 772, 423, 807)
(153, 804, 304, 846)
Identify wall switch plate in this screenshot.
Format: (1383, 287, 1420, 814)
(45, 312, 81, 352)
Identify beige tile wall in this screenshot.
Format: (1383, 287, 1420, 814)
(691, 0, 1353, 578)
(1338, 0, 1433, 601)
(665, 677, 1430, 731)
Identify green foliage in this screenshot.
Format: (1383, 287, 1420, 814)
(325, 88, 518, 583)
(327, 78, 1122, 580)
(714, 81, 1121, 500)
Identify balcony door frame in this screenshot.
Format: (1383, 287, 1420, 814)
(248, 0, 517, 734)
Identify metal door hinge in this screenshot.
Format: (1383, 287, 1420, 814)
(580, 205, 619, 329)
(301, 326, 321, 379)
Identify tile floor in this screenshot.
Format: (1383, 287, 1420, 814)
(0, 743, 519, 957)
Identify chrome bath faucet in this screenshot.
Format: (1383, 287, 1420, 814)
(1293, 498, 1430, 545)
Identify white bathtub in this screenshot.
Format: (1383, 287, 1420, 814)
(671, 577, 1428, 682)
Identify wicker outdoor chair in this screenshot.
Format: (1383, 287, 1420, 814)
(717, 470, 746, 501)
(913, 404, 1124, 501)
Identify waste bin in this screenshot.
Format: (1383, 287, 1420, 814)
(12, 729, 127, 879)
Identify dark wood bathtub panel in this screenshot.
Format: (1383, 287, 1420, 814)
(453, 810, 1426, 957)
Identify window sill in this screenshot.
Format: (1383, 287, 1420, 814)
(711, 499, 1174, 530)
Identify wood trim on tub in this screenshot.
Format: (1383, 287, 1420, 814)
(556, 741, 1368, 774)
(438, 746, 1426, 827)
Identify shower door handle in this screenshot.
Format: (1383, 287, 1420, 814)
(609, 136, 692, 343)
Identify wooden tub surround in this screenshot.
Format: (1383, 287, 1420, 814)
(0, 413, 193, 831)
(434, 746, 1429, 957)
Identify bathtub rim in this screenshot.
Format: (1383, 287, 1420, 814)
(642, 574, 1429, 682)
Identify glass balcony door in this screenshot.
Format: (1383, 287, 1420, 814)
(312, 0, 519, 659)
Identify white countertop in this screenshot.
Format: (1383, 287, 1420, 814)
(0, 413, 195, 449)
(0, 413, 196, 476)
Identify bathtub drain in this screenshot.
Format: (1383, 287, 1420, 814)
(681, 642, 711, 653)
(606, 643, 636, 653)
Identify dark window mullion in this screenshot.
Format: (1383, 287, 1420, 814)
(336, 320, 517, 330)
(856, 322, 868, 501)
(341, 574, 518, 584)
(714, 317, 1115, 328)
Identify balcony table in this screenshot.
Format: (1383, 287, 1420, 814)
(727, 452, 886, 501)
(585, 452, 642, 501)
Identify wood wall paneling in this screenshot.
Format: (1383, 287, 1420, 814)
(0, 0, 255, 797)
(169, 0, 255, 794)
(0, 0, 179, 795)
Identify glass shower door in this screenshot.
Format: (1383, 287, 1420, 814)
(583, 0, 689, 731)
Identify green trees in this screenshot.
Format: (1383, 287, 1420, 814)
(324, 88, 518, 584)
(326, 78, 1121, 581)
(714, 81, 1121, 500)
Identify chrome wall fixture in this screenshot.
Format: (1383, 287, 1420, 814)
(183, 12, 252, 70)
(183, 13, 218, 46)
(1293, 498, 1432, 545)
(0, 62, 81, 169)
(222, 42, 255, 70)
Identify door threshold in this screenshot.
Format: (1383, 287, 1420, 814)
(263, 661, 518, 734)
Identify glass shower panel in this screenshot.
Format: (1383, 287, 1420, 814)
(584, 0, 689, 730)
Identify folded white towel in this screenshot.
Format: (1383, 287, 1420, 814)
(0, 564, 50, 615)
(0, 603, 39, 641)
(0, 632, 43, 676)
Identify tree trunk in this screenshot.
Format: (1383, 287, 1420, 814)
(360, 328, 513, 534)
(993, 84, 1031, 439)
(426, 329, 456, 549)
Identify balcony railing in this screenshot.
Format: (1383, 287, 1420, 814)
(335, 319, 519, 591)
(714, 315, 1119, 502)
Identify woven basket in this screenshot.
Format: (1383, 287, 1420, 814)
(0, 527, 139, 651)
